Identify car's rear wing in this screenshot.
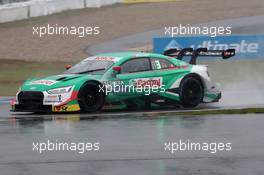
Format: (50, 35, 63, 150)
(164, 48, 235, 65)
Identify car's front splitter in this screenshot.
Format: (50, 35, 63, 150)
(11, 101, 81, 113)
(52, 101, 80, 112)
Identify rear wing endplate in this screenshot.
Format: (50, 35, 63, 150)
(164, 48, 235, 65)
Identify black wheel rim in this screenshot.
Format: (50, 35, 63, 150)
(183, 80, 202, 103)
(78, 83, 105, 112)
(83, 87, 100, 107)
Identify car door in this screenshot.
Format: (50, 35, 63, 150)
(115, 57, 160, 96)
(150, 57, 178, 90)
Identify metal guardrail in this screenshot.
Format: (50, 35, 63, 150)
(0, 0, 29, 5)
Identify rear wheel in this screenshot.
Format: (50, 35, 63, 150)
(78, 82, 105, 113)
(179, 77, 203, 108)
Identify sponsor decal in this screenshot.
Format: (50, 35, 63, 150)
(53, 104, 80, 112)
(62, 106, 68, 111)
(30, 80, 58, 86)
(95, 56, 117, 61)
(192, 40, 258, 53)
(153, 35, 264, 59)
(44, 95, 62, 103)
(130, 77, 163, 87)
(85, 56, 120, 62)
(54, 105, 68, 112)
(101, 80, 124, 86)
(155, 65, 189, 71)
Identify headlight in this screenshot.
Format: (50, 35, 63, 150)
(47, 86, 73, 94)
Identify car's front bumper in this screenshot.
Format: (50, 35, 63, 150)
(11, 91, 81, 113)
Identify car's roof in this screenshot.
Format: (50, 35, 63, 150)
(96, 52, 167, 59)
(94, 51, 188, 65)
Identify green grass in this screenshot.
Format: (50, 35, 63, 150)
(155, 108, 264, 116)
(0, 60, 74, 96)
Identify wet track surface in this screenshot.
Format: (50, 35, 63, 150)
(1, 103, 264, 175)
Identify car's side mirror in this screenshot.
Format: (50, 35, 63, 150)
(65, 65, 72, 70)
(112, 66, 121, 74)
(112, 66, 121, 78)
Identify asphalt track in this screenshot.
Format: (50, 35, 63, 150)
(1, 102, 264, 175)
(1, 16, 264, 174)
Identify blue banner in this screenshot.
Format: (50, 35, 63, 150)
(153, 35, 264, 60)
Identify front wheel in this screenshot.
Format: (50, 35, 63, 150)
(78, 82, 105, 113)
(179, 77, 203, 108)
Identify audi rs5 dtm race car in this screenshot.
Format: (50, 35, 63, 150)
(11, 48, 235, 113)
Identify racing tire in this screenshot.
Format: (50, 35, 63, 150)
(179, 77, 203, 108)
(78, 82, 105, 113)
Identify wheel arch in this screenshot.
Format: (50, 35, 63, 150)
(78, 80, 106, 113)
(182, 73, 205, 91)
(79, 80, 106, 97)
(81, 80, 103, 87)
(181, 73, 205, 102)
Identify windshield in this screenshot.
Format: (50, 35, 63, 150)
(64, 59, 114, 74)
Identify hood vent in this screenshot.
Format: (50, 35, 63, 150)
(56, 76, 81, 82)
(56, 77, 67, 81)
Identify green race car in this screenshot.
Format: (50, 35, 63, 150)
(11, 48, 235, 113)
